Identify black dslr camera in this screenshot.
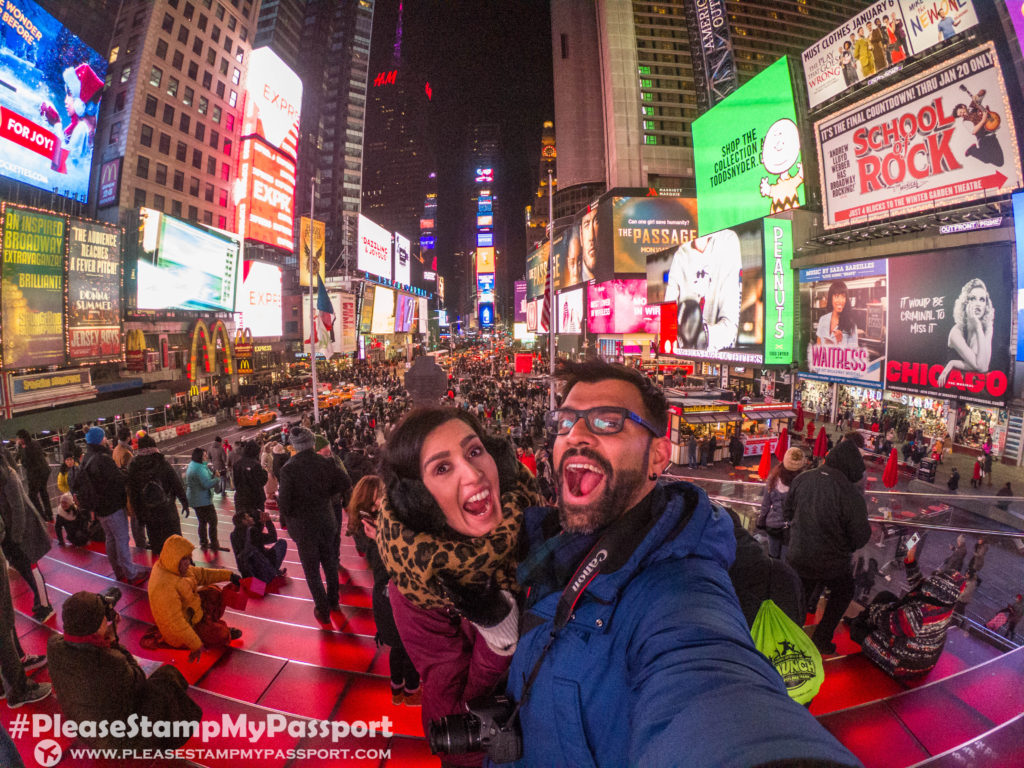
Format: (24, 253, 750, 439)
(427, 694, 521, 763)
(99, 587, 122, 636)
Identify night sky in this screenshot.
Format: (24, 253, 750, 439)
(399, 0, 554, 292)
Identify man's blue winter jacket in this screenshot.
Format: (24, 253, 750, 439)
(503, 481, 861, 767)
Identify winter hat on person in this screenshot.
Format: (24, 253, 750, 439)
(290, 427, 315, 452)
(59, 492, 74, 510)
(62, 591, 107, 636)
(783, 447, 806, 472)
(137, 434, 157, 450)
(85, 426, 106, 445)
(63, 64, 103, 117)
(314, 434, 330, 452)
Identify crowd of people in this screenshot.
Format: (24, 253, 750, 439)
(1, 350, 1022, 766)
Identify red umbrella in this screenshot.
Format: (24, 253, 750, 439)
(806, 420, 816, 443)
(794, 403, 804, 432)
(758, 442, 772, 480)
(813, 424, 830, 459)
(882, 448, 899, 488)
(774, 427, 789, 462)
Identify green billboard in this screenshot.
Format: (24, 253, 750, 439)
(693, 57, 804, 236)
(763, 217, 794, 366)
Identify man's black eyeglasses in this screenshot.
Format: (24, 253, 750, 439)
(546, 407, 662, 437)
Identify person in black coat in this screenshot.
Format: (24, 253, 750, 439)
(16, 430, 53, 522)
(783, 434, 871, 655)
(232, 441, 268, 516)
(230, 510, 286, 583)
(729, 433, 744, 468)
(125, 436, 189, 558)
(278, 427, 352, 625)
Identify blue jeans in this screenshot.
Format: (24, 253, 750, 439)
(0, 724, 25, 768)
(99, 509, 143, 581)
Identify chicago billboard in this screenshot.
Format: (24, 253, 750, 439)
(67, 218, 121, 362)
(0, 0, 107, 202)
(816, 43, 1020, 229)
(693, 57, 804, 236)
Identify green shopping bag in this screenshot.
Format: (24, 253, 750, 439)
(751, 598, 824, 705)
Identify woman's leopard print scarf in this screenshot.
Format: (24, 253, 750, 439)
(377, 465, 539, 612)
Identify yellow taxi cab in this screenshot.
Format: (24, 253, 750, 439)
(237, 408, 277, 427)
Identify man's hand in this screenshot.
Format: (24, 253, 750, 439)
(188, 647, 203, 663)
(182, 506, 191, 519)
(436, 574, 511, 627)
(229, 573, 242, 588)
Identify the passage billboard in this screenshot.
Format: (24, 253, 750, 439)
(611, 197, 698, 276)
(693, 57, 805, 236)
(1, 205, 65, 368)
(816, 43, 1020, 229)
(67, 218, 121, 362)
(0, 0, 107, 202)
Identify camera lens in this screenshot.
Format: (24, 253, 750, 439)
(427, 714, 482, 756)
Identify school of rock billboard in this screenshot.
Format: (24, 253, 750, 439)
(801, 0, 980, 110)
(816, 43, 1021, 229)
(67, 218, 121, 362)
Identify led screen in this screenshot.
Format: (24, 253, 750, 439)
(236, 260, 282, 337)
(136, 208, 241, 312)
(358, 215, 392, 280)
(557, 287, 584, 334)
(477, 273, 495, 301)
(302, 290, 355, 356)
(0, 0, 107, 202)
(692, 57, 804, 236)
(67, 218, 121, 362)
(479, 302, 494, 328)
(477, 232, 494, 247)
(476, 247, 495, 273)
(394, 232, 411, 286)
(370, 285, 396, 334)
(236, 137, 296, 250)
(587, 279, 655, 335)
(394, 293, 415, 333)
(242, 47, 302, 156)
(514, 280, 527, 323)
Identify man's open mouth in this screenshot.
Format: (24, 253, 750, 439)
(563, 460, 606, 501)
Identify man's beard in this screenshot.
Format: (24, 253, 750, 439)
(557, 443, 650, 535)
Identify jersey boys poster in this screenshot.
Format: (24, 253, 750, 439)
(816, 43, 1021, 228)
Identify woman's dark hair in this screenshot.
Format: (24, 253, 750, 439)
(191, 447, 206, 463)
(765, 462, 800, 491)
(380, 407, 519, 534)
(241, 440, 260, 459)
(346, 475, 384, 538)
(137, 434, 157, 449)
(826, 280, 855, 336)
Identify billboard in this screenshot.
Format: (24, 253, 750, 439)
(613, 197, 698, 278)
(578, 199, 615, 284)
(358, 214, 392, 280)
(476, 247, 495, 273)
(526, 242, 548, 300)
(526, 298, 538, 332)
(479, 302, 495, 328)
(370, 285, 395, 334)
(587, 279, 655, 335)
(302, 290, 354, 357)
(418, 297, 429, 334)
(96, 159, 121, 208)
(358, 283, 375, 334)
(394, 233, 411, 286)
(236, 260, 282, 337)
(682, 0, 738, 112)
(67, 218, 121, 362)
(1009, 0, 1024, 59)
(136, 208, 241, 312)
(394, 293, 415, 333)
(298, 217, 325, 287)
(802, 0, 981, 110)
(656, 220, 765, 364)
(0, 0, 107, 202)
(799, 260, 888, 386)
(886, 246, 1011, 405)
(764, 218, 794, 366)
(816, 44, 1020, 229)
(477, 273, 495, 301)
(237, 137, 296, 250)
(242, 47, 301, 156)
(1014, 192, 1024, 362)
(514, 280, 528, 323)
(1, 206, 65, 368)
(557, 287, 584, 334)
(693, 57, 804, 236)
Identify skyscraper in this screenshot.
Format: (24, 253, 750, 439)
(525, 120, 557, 252)
(253, 0, 305, 71)
(550, 0, 873, 215)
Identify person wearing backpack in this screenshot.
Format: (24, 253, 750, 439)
(125, 436, 190, 559)
(185, 448, 219, 550)
(73, 428, 148, 586)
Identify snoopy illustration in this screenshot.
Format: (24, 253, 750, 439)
(759, 118, 804, 214)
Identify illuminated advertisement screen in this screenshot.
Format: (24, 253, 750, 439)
(514, 280, 527, 323)
(479, 302, 495, 328)
(0, 0, 107, 202)
(358, 214, 392, 280)
(476, 247, 495, 273)
(587, 279, 655, 335)
(394, 293, 415, 333)
(242, 47, 302, 156)
(611, 197, 697, 276)
(477, 232, 494, 248)
(370, 285, 396, 334)
(477, 273, 495, 301)
(67, 218, 121, 362)
(236, 260, 282, 337)
(136, 208, 241, 312)
(816, 43, 1020, 229)
(526, 243, 548, 299)
(303, 290, 354, 356)
(418, 297, 429, 334)
(394, 232, 411, 286)
(1, 205, 65, 368)
(97, 159, 121, 208)
(359, 283, 375, 334)
(477, 215, 493, 227)
(526, 298, 538, 332)
(654, 220, 765, 364)
(693, 57, 804, 236)
(236, 137, 296, 250)
(802, 0, 980, 110)
(557, 287, 584, 334)
(576, 199, 615, 284)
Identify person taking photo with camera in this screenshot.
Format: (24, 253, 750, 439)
(47, 589, 201, 750)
